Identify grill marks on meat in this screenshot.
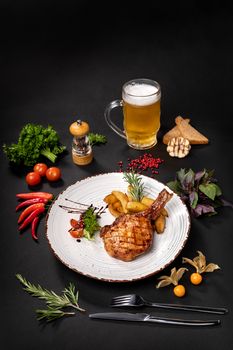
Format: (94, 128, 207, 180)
(100, 214, 153, 262)
(100, 189, 173, 261)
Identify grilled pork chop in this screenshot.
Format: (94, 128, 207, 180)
(100, 189, 173, 261)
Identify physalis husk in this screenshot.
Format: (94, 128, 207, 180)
(156, 267, 188, 288)
(182, 250, 220, 274)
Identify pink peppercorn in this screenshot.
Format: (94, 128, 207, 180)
(117, 153, 164, 176)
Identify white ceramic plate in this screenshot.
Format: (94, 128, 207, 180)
(46, 173, 190, 282)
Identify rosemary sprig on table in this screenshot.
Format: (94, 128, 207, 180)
(16, 274, 85, 322)
(36, 307, 75, 322)
(123, 172, 145, 202)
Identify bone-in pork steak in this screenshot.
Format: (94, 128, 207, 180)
(100, 189, 173, 261)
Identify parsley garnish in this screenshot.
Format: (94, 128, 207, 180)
(88, 133, 107, 146)
(83, 206, 101, 240)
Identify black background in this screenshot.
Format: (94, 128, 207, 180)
(1, 1, 233, 349)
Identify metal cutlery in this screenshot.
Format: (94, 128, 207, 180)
(89, 312, 220, 326)
(110, 294, 228, 315)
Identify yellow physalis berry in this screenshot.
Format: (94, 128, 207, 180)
(173, 284, 186, 297)
(156, 267, 187, 298)
(190, 272, 203, 285)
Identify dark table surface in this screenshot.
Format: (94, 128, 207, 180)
(1, 1, 233, 349)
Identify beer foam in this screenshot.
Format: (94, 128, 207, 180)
(123, 83, 160, 106)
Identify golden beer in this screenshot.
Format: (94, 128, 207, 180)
(105, 78, 161, 150)
(122, 80, 161, 149)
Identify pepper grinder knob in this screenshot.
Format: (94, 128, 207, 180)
(69, 119, 90, 137)
(69, 120, 93, 166)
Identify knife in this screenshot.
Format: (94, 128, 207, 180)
(89, 312, 220, 326)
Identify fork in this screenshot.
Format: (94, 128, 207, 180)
(110, 294, 228, 315)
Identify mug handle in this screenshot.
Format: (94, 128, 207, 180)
(104, 99, 126, 139)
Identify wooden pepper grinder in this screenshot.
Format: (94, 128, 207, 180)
(69, 120, 93, 165)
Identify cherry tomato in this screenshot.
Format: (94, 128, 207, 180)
(69, 228, 84, 238)
(173, 284, 186, 297)
(33, 163, 48, 177)
(26, 172, 41, 186)
(46, 167, 61, 182)
(190, 272, 203, 285)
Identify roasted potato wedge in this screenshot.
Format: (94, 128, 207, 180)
(108, 204, 122, 218)
(112, 191, 129, 213)
(141, 197, 168, 217)
(154, 215, 166, 234)
(161, 208, 168, 217)
(126, 201, 148, 213)
(103, 193, 118, 204)
(112, 201, 124, 213)
(141, 196, 154, 207)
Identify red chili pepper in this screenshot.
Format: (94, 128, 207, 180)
(16, 198, 48, 211)
(18, 203, 45, 224)
(16, 192, 53, 200)
(31, 216, 39, 240)
(18, 207, 45, 231)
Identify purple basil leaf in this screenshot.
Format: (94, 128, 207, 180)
(207, 169, 216, 180)
(193, 204, 216, 217)
(199, 183, 217, 200)
(214, 183, 222, 196)
(177, 168, 186, 185)
(183, 169, 195, 191)
(194, 169, 206, 183)
(220, 198, 233, 208)
(203, 169, 216, 184)
(189, 191, 198, 209)
(180, 194, 189, 204)
(166, 180, 181, 194)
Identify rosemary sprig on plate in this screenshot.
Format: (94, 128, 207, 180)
(123, 172, 145, 202)
(16, 274, 85, 322)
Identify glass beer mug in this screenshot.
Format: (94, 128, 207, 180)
(105, 78, 161, 150)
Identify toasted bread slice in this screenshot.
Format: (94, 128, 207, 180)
(163, 118, 190, 144)
(175, 116, 209, 144)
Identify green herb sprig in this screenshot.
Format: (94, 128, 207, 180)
(167, 168, 233, 217)
(88, 133, 107, 146)
(36, 307, 75, 322)
(16, 274, 85, 322)
(123, 172, 145, 202)
(83, 206, 102, 240)
(60, 200, 105, 240)
(3, 123, 66, 166)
